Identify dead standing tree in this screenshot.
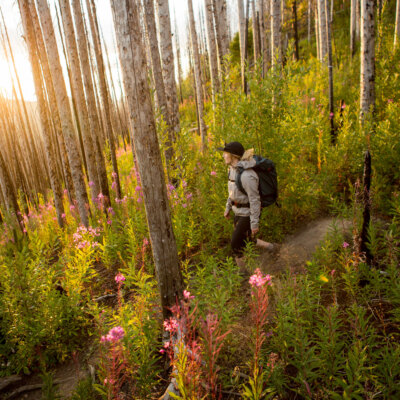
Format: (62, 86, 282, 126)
(35, 0, 89, 227)
(111, 0, 183, 319)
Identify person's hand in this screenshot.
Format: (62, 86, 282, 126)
(224, 210, 230, 219)
(251, 228, 259, 237)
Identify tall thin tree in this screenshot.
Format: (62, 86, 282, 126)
(110, 0, 183, 319)
(35, 0, 89, 227)
(395, 0, 400, 48)
(271, 0, 282, 67)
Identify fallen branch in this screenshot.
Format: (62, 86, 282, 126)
(0, 375, 22, 391)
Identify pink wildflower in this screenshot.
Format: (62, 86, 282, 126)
(249, 268, 272, 287)
(70, 205, 75, 211)
(183, 290, 194, 300)
(342, 241, 349, 248)
(388, 99, 394, 103)
(159, 349, 165, 354)
(61, 213, 66, 219)
(182, 203, 187, 208)
(143, 238, 149, 246)
(341, 103, 346, 109)
(88, 181, 95, 187)
(167, 183, 175, 191)
(111, 181, 117, 190)
(182, 180, 188, 188)
(107, 207, 115, 216)
(210, 171, 217, 176)
(135, 185, 142, 192)
(186, 193, 193, 200)
(112, 171, 118, 179)
(137, 197, 143, 203)
(103, 326, 125, 343)
(329, 112, 334, 119)
(163, 317, 178, 333)
(311, 97, 316, 102)
(107, 219, 112, 225)
(115, 273, 126, 284)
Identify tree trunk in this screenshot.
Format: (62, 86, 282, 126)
(59, 0, 100, 200)
(292, 0, 299, 60)
(360, 0, 375, 120)
(308, 0, 311, 42)
(187, 0, 208, 151)
(252, 0, 261, 61)
(213, 0, 230, 65)
(325, 0, 335, 143)
(110, 0, 183, 319)
(18, 0, 65, 228)
(271, 0, 282, 67)
(315, 1, 320, 60)
(29, 1, 75, 203)
(350, 0, 357, 56)
(395, 0, 400, 48)
(142, 0, 174, 163)
(318, 0, 328, 60)
(204, 0, 220, 106)
(259, 0, 269, 76)
(35, 0, 89, 227)
(71, 0, 116, 202)
(356, 0, 360, 41)
(156, 0, 180, 139)
(237, 0, 247, 91)
(360, 150, 372, 266)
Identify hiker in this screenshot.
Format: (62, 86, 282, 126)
(218, 141, 275, 269)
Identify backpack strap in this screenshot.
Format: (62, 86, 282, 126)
(235, 167, 247, 195)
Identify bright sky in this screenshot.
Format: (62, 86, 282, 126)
(0, 0, 237, 101)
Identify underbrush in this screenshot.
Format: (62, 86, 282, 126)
(0, 18, 400, 400)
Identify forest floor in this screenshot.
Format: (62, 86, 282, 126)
(0, 217, 352, 400)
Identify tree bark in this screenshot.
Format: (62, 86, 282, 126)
(252, 0, 261, 61)
(325, 0, 335, 143)
(213, 0, 230, 65)
(350, 0, 357, 56)
(271, 0, 282, 67)
(259, 0, 269, 76)
(19, 0, 65, 227)
(292, 0, 299, 60)
(315, 0, 320, 60)
(142, 0, 175, 163)
(360, 0, 375, 120)
(395, 0, 400, 48)
(110, 0, 183, 319)
(35, 0, 89, 227)
(71, 0, 116, 202)
(156, 0, 180, 139)
(318, 0, 328, 60)
(187, 0, 208, 151)
(308, 0, 312, 42)
(356, 0, 360, 41)
(59, 0, 100, 199)
(237, 0, 247, 90)
(204, 0, 220, 105)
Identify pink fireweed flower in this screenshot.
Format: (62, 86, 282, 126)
(311, 97, 316, 102)
(143, 238, 149, 246)
(210, 171, 217, 176)
(115, 273, 126, 284)
(159, 348, 165, 354)
(182, 203, 187, 208)
(64, 189, 68, 195)
(167, 183, 175, 191)
(329, 112, 334, 119)
(102, 326, 125, 343)
(111, 181, 117, 190)
(186, 193, 193, 200)
(388, 99, 394, 103)
(182, 180, 188, 188)
(135, 185, 142, 192)
(107, 207, 115, 216)
(98, 193, 104, 200)
(88, 181, 95, 187)
(249, 268, 272, 287)
(61, 213, 66, 219)
(163, 317, 178, 333)
(70, 205, 75, 211)
(112, 171, 118, 179)
(343, 241, 349, 248)
(183, 290, 194, 300)
(107, 219, 112, 225)
(341, 103, 346, 109)
(330, 269, 336, 276)
(137, 197, 143, 203)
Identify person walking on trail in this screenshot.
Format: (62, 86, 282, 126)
(218, 141, 275, 269)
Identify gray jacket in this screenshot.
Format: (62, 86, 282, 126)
(225, 155, 261, 230)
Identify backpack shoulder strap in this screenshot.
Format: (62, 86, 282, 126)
(235, 167, 247, 194)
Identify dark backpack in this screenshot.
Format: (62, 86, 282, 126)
(236, 155, 279, 208)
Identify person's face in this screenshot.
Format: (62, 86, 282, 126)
(223, 152, 233, 165)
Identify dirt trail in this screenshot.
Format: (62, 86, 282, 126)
(259, 217, 352, 275)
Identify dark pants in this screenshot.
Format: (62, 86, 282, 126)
(231, 215, 254, 256)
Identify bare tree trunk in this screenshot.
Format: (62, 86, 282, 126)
(111, 0, 183, 319)
(157, 0, 180, 139)
(308, 0, 312, 42)
(356, 0, 360, 41)
(18, 0, 65, 227)
(213, 0, 230, 65)
(187, 0, 208, 151)
(271, 0, 282, 67)
(35, 0, 89, 227)
(360, 0, 375, 120)
(244, 0, 250, 94)
(350, 0, 357, 56)
(325, 0, 335, 143)
(259, 0, 269, 76)
(204, 0, 220, 106)
(29, 1, 75, 203)
(237, 0, 247, 91)
(59, 0, 100, 200)
(315, 1, 320, 59)
(395, 0, 400, 48)
(318, 0, 328, 60)
(292, 0, 299, 60)
(142, 0, 174, 163)
(252, 0, 261, 61)
(71, 0, 116, 202)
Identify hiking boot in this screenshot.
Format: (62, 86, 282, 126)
(256, 239, 275, 251)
